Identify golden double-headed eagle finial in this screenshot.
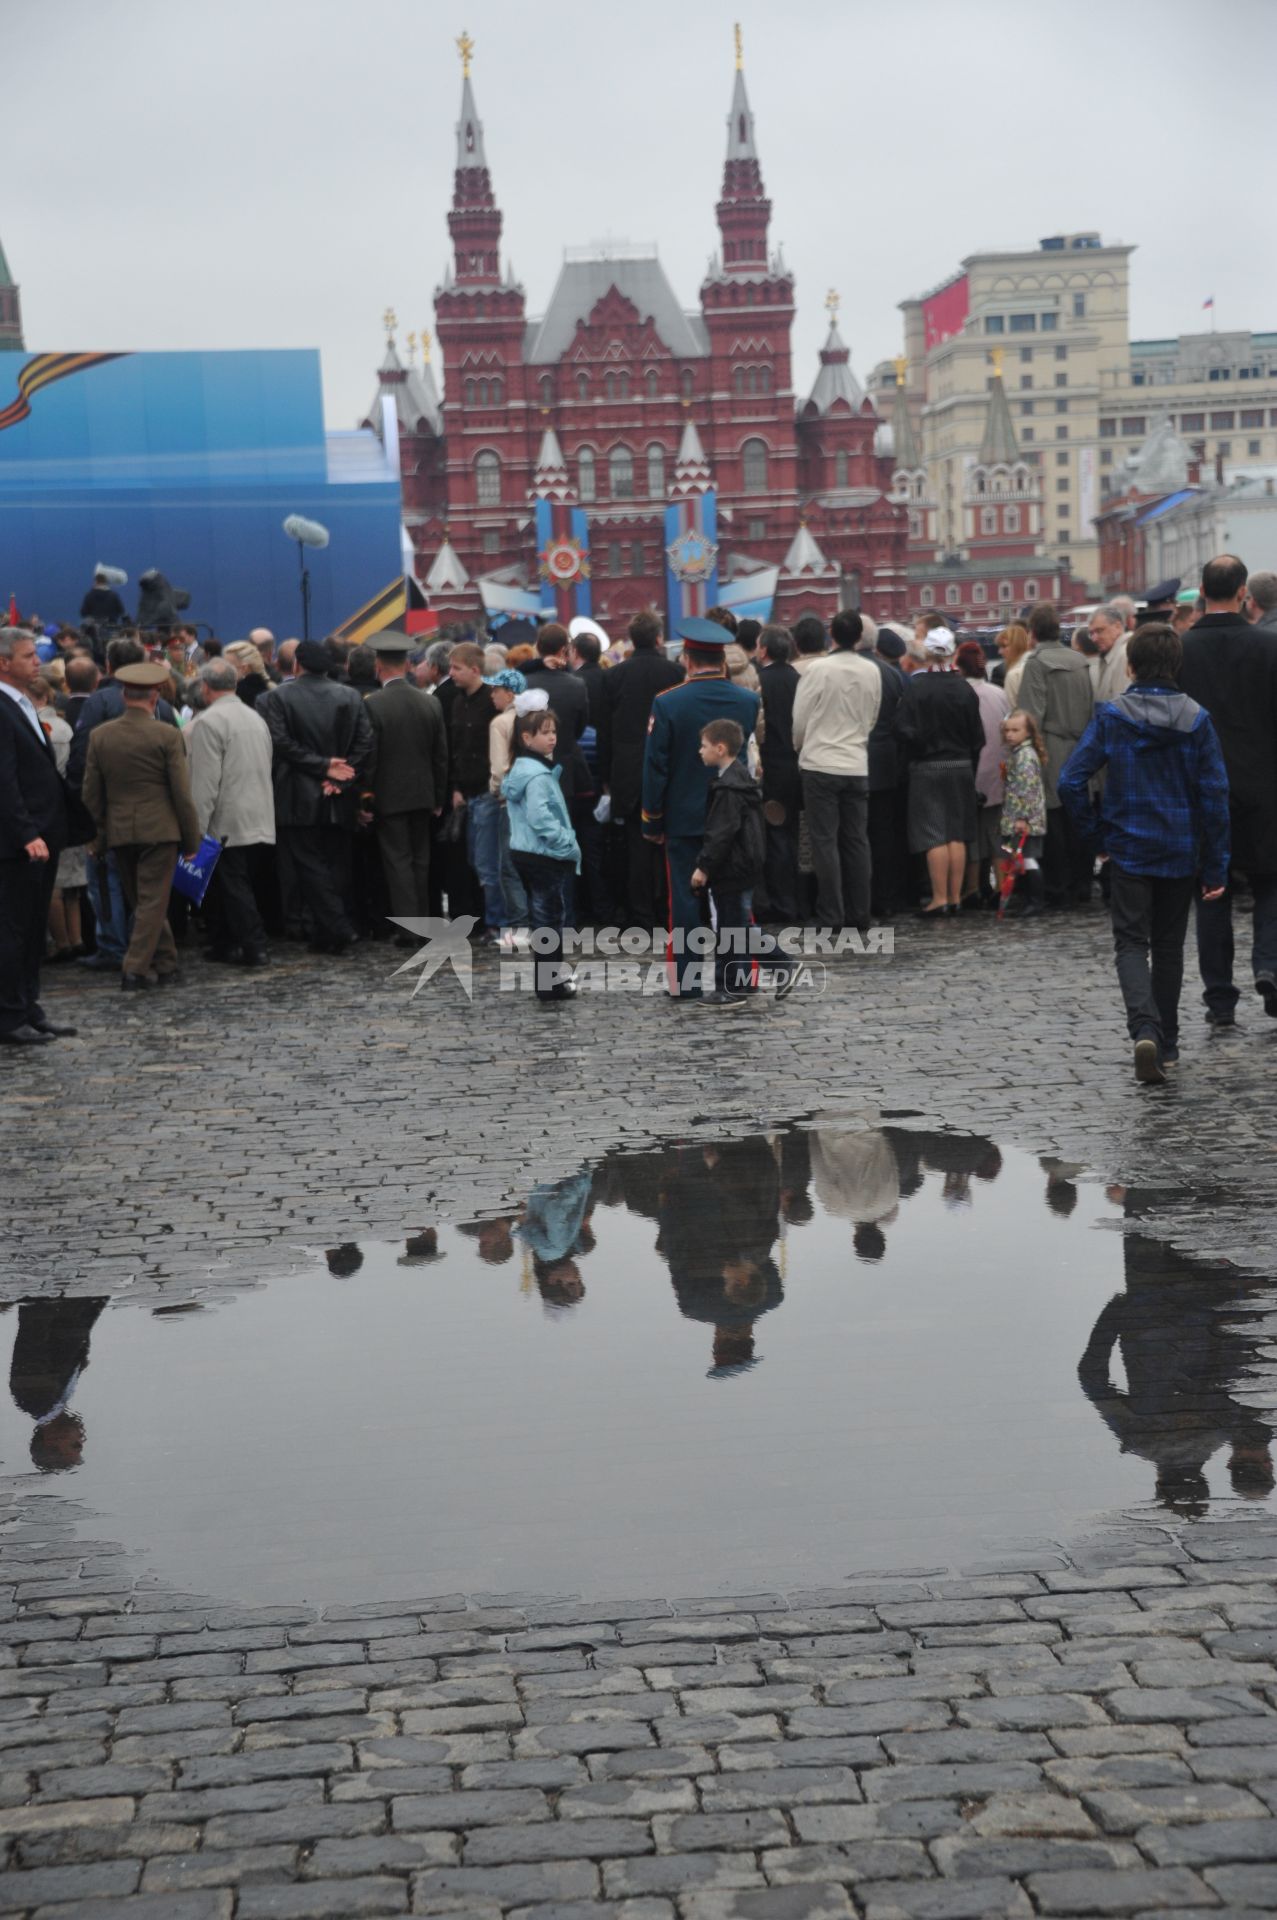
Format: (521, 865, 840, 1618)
(734, 22, 743, 69)
(893, 355, 908, 388)
(420, 328, 432, 364)
(825, 289, 840, 321)
(989, 345, 1005, 379)
(456, 30, 474, 76)
(383, 307, 397, 341)
(406, 332, 417, 363)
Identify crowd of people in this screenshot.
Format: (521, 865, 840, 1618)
(2, 558, 1276, 1071)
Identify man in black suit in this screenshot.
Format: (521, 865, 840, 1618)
(364, 632, 448, 929)
(596, 611, 682, 928)
(261, 638, 374, 954)
(756, 624, 801, 921)
(0, 630, 82, 1044)
(1179, 553, 1277, 1025)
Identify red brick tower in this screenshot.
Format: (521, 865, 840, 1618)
(433, 34, 529, 578)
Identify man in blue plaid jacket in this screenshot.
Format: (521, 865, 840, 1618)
(1059, 622, 1229, 1086)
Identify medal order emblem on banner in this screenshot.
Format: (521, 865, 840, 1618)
(666, 526, 719, 585)
(539, 536, 590, 585)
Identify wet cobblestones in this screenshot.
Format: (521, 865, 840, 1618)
(2, 912, 1277, 1910)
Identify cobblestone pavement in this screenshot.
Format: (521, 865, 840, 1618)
(3, 907, 1277, 1914)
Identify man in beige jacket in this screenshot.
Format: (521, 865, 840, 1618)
(792, 609, 882, 933)
(186, 659, 275, 966)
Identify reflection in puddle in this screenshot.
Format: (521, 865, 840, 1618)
(1, 1125, 1273, 1604)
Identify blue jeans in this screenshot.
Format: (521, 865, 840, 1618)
(513, 856, 573, 998)
(466, 794, 508, 931)
(497, 803, 528, 925)
(87, 850, 130, 961)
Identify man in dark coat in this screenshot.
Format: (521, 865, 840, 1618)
(0, 630, 84, 1043)
(597, 611, 681, 927)
(365, 633, 448, 927)
(79, 571, 127, 629)
(521, 625, 590, 802)
(861, 623, 908, 919)
(1178, 553, 1277, 1024)
(756, 624, 801, 921)
(261, 639, 374, 954)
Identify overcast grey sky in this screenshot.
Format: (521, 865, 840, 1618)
(11, 0, 1275, 429)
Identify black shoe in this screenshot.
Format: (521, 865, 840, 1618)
(203, 947, 240, 965)
(1255, 973, 1277, 1018)
(696, 990, 752, 1010)
(1134, 1036, 1167, 1085)
(0, 1024, 52, 1046)
(121, 974, 151, 991)
(78, 951, 121, 972)
(1205, 1007, 1237, 1027)
(774, 967, 802, 1002)
(32, 1022, 77, 1038)
(237, 949, 271, 968)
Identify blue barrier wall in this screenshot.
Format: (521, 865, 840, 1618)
(0, 349, 402, 637)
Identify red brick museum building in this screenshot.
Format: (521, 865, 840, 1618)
(363, 39, 909, 632)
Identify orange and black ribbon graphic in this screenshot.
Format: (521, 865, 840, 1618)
(0, 352, 128, 434)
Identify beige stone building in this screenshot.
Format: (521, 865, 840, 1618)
(872, 232, 1277, 595)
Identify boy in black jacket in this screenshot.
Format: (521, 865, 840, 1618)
(692, 718, 794, 1007)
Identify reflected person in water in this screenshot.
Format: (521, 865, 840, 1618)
(655, 1138, 784, 1376)
(517, 1167, 594, 1308)
(1079, 1210, 1274, 1517)
(808, 1121, 901, 1263)
(6, 1297, 108, 1471)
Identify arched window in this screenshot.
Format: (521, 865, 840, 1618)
(973, 582, 988, 604)
(920, 586, 935, 608)
(464, 379, 476, 406)
(539, 374, 554, 408)
(760, 366, 773, 394)
(834, 450, 848, 488)
(619, 372, 630, 400)
(946, 584, 960, 607)
(908, 510, 922, 539)
(491, 377, 503, 406)
(578, 447, 596, 503)
(645, 368, 658, 399)
(646, 443, 666, 499)
(475, 450, 501, 506)
(680, 369, 694, 401)
(1005, 505, 1021, 533)
(747, 366, 759, 395)
(604, 372, 616, 402)
(975, 472, 986, 495)
(609, 445, 634, 499)
(476, 379, 489, 407)
(733, 366, 745, 396)
(1024, 577, 1039, 599)
(741, 437, 768, 493)
(981, 507, 998, 534)
(577, 372, 589, 401)
(998, 580, 1013, 602)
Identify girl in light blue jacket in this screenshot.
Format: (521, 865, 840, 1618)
(501, 705, 581, 1002)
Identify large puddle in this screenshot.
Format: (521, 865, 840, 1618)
(2, 1124, 1273, 1605)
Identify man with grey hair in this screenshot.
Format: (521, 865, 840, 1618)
(1110, 594, 1139, 633)
(413, 639, 455, 691)
(1246, 571, 1277, 635)
(186, 659, 275, 966)
(1088, 604, 1130, 705)
(1, 628, 83, 1042)
(249, 626, 279, 682)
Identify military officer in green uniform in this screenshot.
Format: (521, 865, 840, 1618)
(641, 616, 759, 998)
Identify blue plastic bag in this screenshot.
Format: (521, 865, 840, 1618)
(172, 834, 221, 906)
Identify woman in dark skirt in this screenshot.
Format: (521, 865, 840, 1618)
(894, 626, 986, 916)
